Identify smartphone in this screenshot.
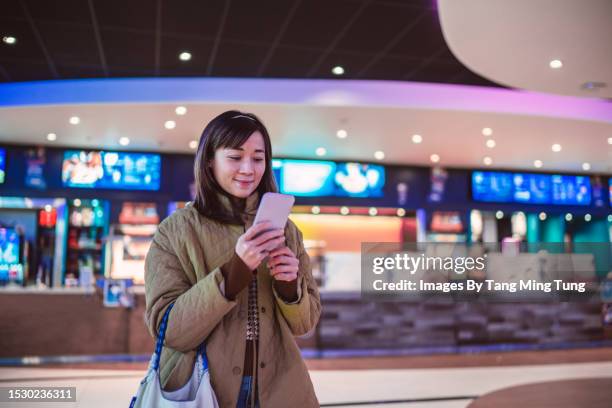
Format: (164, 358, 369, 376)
(253, 192, 295, 231)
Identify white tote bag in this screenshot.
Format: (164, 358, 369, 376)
(129, 303, 219, 407)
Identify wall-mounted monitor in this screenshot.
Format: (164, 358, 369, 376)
(275, 159, 385, 198)
(472, 171, 513, 202)
(550, 175, 591, 205)
(513, 173, 550, 204)
(62, 150, 161, 191)
(281, 160, 336, 196)
(472, 171, 591, 206)
(0, 148, 5, 184)
(334, 162, 384, 197)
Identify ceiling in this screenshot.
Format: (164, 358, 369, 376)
(2, 102, 610, 173)
(0, 0, 501, 87)
(438, 0, 612, 98)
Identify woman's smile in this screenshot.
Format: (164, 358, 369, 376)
(234, 179, 254, 189)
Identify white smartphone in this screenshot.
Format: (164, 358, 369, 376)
(253, 192, 295, 231)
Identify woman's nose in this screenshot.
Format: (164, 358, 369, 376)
(239, 160, 253, 173)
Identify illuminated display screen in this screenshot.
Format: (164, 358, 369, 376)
(281, 160, 336, 196)
(0, 148, 5, 184)
(473, 171, 591, 205)
(472, 171, 513, 202)
(62, 150, 161, 190)
(550, 175, 591, 205)
(0, 228, 19, 265)
(0, 227, 23, 284)
(275, 159, 385, 197)
(513, 173, 550, 204)
(334, 162, 385, 197)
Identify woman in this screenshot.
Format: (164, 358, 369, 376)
(144, 110, 321, 407)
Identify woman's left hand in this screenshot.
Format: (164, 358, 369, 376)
(267, 246, 299, 282)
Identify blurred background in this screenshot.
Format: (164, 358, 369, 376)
(0, 0, 611, 406)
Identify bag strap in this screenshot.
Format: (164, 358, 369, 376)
(152, 303, 174, 370)
(196, 342, 209, 371)
(152, 303, 208, 372)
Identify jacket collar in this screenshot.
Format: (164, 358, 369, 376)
(216, 190, 260, 224)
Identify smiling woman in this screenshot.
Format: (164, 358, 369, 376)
(143, 110, 321, 408)
(193, 111, 277, 224)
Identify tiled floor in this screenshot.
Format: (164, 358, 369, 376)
(1, 360, 612, 407)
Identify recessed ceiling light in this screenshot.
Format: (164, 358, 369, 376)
(119, 137, 130, 146)
(46, 133, 57, 141)
(551, 143, 562, 152)
(539, 212, 547, 221)
(74, 198, 82, 207)
(374, 151, 385, 160)
(549, 59, 563, 69)
(565, 213, 573, 222)
(315, 147, 327, 156)
(534, 160, 543, 168)
(69, 116, 80, 125)
(495, 211, 504, 220)
(396, 208, 406, 217)
(179, 51, 192, 61)
(175, 106, 187, 115)
(482, 127, 493, 136)
(164, 120, 176, 129)
(311, 206, 320, 215)
(340, 206, 349, 215)
(584, 213, 592, 222)
(582, 162, 591, 171)
(336, 129, 347, 139)
(2, 36, 16, 45)
(368, 207, 378, 216)
(486, 139, 496, 148)
(412, 134, 423, 144)
(483, 156, 492, 166)
(608, 137, 612, 145)
(189, 140, 198, 149)
(332, 66, 345, 75)
(430, 153, 440, 163)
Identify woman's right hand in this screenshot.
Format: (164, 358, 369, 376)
(235, 221, 285, 271)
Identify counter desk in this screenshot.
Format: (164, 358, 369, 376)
(0, 287, 607, 359)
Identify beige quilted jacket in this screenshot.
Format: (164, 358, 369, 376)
(144, 193, 321, 407)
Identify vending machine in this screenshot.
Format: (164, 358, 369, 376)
(64, 199, 109, 287)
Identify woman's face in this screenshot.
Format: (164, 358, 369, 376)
(211, 131, 266, 198)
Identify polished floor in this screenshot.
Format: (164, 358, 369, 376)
(1, 349, 612, 407)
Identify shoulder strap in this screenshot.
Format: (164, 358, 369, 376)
(152, 303, 209, 372)
(152, 303, 174, 370)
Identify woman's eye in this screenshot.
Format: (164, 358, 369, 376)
(228, 157, 241, 161)
(254, 158, 264, 162)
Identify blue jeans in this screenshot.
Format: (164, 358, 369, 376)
(236, 375, 259, 408)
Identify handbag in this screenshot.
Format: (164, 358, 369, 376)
(129, 303, 219, 407)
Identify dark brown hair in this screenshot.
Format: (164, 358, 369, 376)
(193, 110, 277, 224)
